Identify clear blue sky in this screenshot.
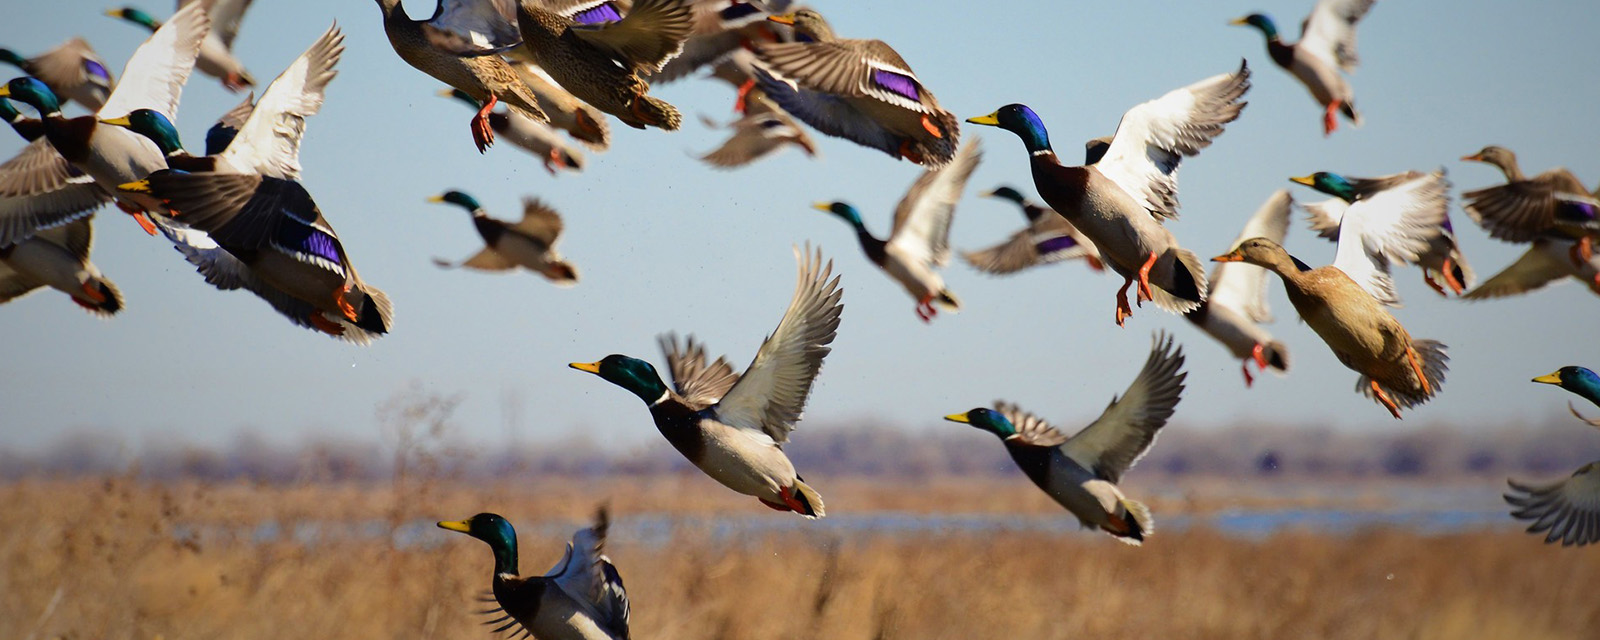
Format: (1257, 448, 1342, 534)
(2, 0, 1596, 452)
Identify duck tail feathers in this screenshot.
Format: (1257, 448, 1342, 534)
(790, 478, 825, 519)
(1263, 339, 1290, 373)
(631, 95, 682, 131)
(1357, 339, 1449, 413)
(934, 288, 961, 312)
(1341, 100, 1363, 127)
(1150, 247, 1208, 314)
(1113, 497, 1153, 546)
(355, 287, 393, 335)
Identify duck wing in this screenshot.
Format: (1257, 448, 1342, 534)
(423, 0, 522, 55)
(1463, 169, 1594, 242)
(0, 140, 110, 246)
(1461, 241, 1575, 300)
(961, 215, 1092, 276)
(548, 507, 630, 638)
(992, 401, 1069, 447)
(570, 0, 695, 73)
(755, 38, 938, 115)
(511, 197, 564, 246)
(1331, 170, 1450, 306)
(217, 25, 343, 179)
(712, 244, 842, 443)
(659, 333, 740, 407)
(1298, 0, 1375, 73)
(1210, 189, 1291, 322)
(1060, 333, 1186, 483)
(886, 140, 980, 268)
(1095, 61, 1250, 222)
(1506, 464, 1600, 547)
(26, 38, 114, 110)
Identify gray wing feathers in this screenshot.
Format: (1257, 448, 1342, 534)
(1060, 332, 1187, 483)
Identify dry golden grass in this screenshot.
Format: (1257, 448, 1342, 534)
(3, 476, 1597, 640)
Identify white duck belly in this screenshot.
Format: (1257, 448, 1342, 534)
(694, 418, 797, 501)
(1196, 303, 1273, 361)
(525, 592, 616, 640)
(1290, 57, 1347, 106)
(881, 246, 941, 301)
(2, 238, 90, 299)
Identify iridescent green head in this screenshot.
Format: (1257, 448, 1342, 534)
(570, 355, 669, 404)
(945, 408, 1018, 439)
(0, 77, 62, 115)
(812, 201, 864, 228)
(1290, 172, 1357, 203)
(1230, 13, 1279, 40)
(437, 513, 519, 575)
(107, 6, 162, 31)
(427, 190, 483, 212)
(967, 104, 1052, 154)
(101, 108, 185, 155)
(1534, 366, 1600, 406)
(983, 186, 1026, 206)
(0, 49, 25, 69)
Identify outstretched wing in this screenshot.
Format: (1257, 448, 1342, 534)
(218, 25, 343, 179)
(1298, 0, 1375, 72)
(98, 0, 209, 120)
(1461, 241, 1578, 300)
(1506, 464, 1600, 547)
(1209, 189, 1292, 322)
(992, 401, 1068, 447)
(1332, 170, 1450, 307)
(548, 506, 630, 637)
(512, 198, 564, 246)
(1095, 61, 1250, 222)
(0, 139, 111, 246)
(1060, 332, 1186, 483)
(711, 245, 843, 443)
(659, 333, 740, 406)
(1461, 169, 1592, 243)
(571, 0, 695, 73)
(886, 140, 980, 269)
(752, 67, 901, 158)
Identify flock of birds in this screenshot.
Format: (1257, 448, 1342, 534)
(2, 0, 1598, 637)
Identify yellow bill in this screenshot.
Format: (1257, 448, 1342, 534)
(569, 361, 602, 374)
(1289, 175, 1316, 186)
(943, 413, 971, 424)
(1533, 372, 1563, 385)
(436, 519, 472, 533)
(966, 112, 1000, 126)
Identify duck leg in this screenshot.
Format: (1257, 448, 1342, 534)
(914, 295, 934, 323)
(1405, 346, 1432, 396)
(334, 283, 359, 322)
(1439, 257, 1465, 295)
(1240, 360, 1255, 388)
(920, 114, 942, 138)
(79, 281, 107, 304)
(1135, 251, 1158, 305)
(1422, 271, 1447, 297)
(308, 312, 345, 337)
(471, 95, 498, 153)
(1570, 236, 1594, 267)
(1370, 380, 1402, 419)
(1086, 254, 1106, 272)
(544, 148, 565, 175)
(734, 78, 755, 114)
(1323, 102, 1339, 136)
(897, 139, 925, 165)
(115, 200, 158, 235)
(757, 497, 790, 512)
(778, 486, 808, 513)
(223, 72, 248, 93)
(1115, 278, 1134, 327)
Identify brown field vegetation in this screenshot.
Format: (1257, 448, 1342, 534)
(3, 477, 1598, 640)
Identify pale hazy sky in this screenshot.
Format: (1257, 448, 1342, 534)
(2, 0, 1597, 452)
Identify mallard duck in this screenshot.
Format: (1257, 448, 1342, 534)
(1463, 234, 1600, 300)
(1288, 170, 1453, 305)
(945, 332, 1186, 545)
(100, 24, 345, 180)
(201, 92, 254, 156)
(1184, 189, 1293, 387)
(0, 38, 115, 111)
(1504, 367, 1600, 546)
(441, 88, 583, 173)
(108, 0, 257, 92)
(570, 245, 841, 517)
(1461, 145, 1600, 266)
(438, 508, 629, 640)
(967, 62, 1250, 326)
(0, 98, 112, 247)
(501, 58, 610, 150)
(752, 9, 959, 166)
(960, 185, 1104, 276)
(1231, 0, 1374, 135)
(0, 1, 210, 235)
(121, 171, 393, 340)
(814, 139, 978, 322)
(1213, 234, 1446, 419)
(696, 99, 815, 168)
(428, 190, 578, 285)
(0, 217, 121, 316)
(373, 0, 547, 152)
(1300, 169, 1473, 295)
(513, 0, 694, 131)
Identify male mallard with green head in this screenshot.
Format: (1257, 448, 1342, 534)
(439, 508, 629, 640)
(753, 9, 959, 166)
(968, 62, 1250, 326)
(428, 190, 579, 285)
(946, 332, 1186, 545)
(0, 97, 113, 247)
(1505, 367, 1600, 547)
(570, 245, 841, 517)
(814, 140, 978, 322)
(1231, 0, 1373, 135)
(1299, 169, 1473, 296)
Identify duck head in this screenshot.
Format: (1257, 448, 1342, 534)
(1461, 145, 1519, 175)
(768, 9, 834, 42)
(438, 513, 519, 575)
(101, 108, 184, 155)
(967, 104, 1052, 154)
(982, 186, 1026, 205)
(427, 190, 484, 213)
(945, 408, 1018, 440)
(1229, 13, 1280, 40)
(812, 201, 865, 228)
(1212, 237, 1303, 273)
(1534, 366, 1600, 405)
(1290, 172, 1357, 203)
(106, 6, 163, 31)
(0, 77, 62, 115)
(570, 355, 669, 404)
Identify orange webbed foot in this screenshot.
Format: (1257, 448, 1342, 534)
(1371, 380, 1402, 419)
(1135, 251, 1158, 305)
